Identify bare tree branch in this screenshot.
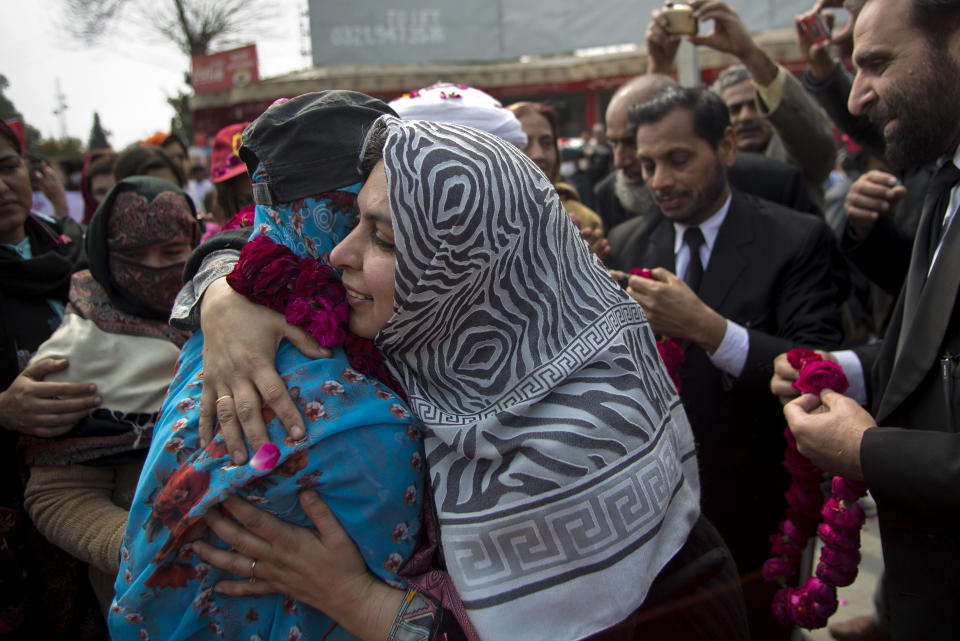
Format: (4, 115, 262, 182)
(61, 0, 264, 58)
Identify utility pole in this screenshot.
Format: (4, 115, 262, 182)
(52, 78, 68, 140)
(299, 1, 312, 67)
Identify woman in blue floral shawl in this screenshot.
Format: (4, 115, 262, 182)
(110, 93, 425, 641)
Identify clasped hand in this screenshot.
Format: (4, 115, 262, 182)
(197, 278, 330, 462)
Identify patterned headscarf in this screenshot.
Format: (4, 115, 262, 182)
(112, 171, 424, 640)
(86, 176, 199, 320)
(370, 115, 702, 641)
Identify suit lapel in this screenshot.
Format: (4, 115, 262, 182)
(895, 192, 937, 359)
(877, 211, 960, 421)
(698, 192, 751, 312)
(649, 215, 676, 271)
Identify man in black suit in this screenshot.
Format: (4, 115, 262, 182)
(776, 0, 960, 638)
(606, 84, 843, 640)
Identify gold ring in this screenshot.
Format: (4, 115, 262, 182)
(249, 558, 257, 583)
(217, 395, 233, 403)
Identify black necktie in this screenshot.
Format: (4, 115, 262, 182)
(925, 161, 960, 263)
(683, 226, 705, 293)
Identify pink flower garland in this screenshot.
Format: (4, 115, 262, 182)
(630, 268, 684, 391)
(763, 348, 867, 629)
(227, 235, 405, 399)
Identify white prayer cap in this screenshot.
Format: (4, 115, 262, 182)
(388, 82, 528, 148)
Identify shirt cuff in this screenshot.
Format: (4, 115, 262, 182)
(831, 350, 868, 405)
(753, 64, 788, 114)
(169, 249, 240, 332)
(708, 319, 749, 377)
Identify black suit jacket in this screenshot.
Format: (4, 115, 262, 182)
(607, 191, 843, 575)
(854, 190, 960, 639)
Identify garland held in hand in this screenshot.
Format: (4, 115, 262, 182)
(227, 234, 404, 399)
(762, 348, 867, 629)
(630, 268, 684, 391)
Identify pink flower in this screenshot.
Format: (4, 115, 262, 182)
(406, 424, 421, 441)
(410, 452, 422, 471)
(815, 558, 859, 586)
(832, 476, 868, 501)
(769, 533, 803, 559)
(227, 235, 300, 313)
(176, 398, 195, 412)
(785, 482, 823, 514)
(376, 389, 393, 400)
(822, 496, 867, 531)
(793, 359, 849, 395)
(384, 552, 403, 574)
(342, 368, 362, 383)
(817, 522, 861, 550)
(657, 339, 685, 391)
(786, 348, 822, 370)
(389, 404, 409, 418)
(163, 437, 184, 453)
(320, 380, 343, 396)
(250, 443, 280, 471)
(303, 401, 325, 422)
(403, 485, 417, 506)
(391, 522, 409, 543)
(762, 556, 797, 584)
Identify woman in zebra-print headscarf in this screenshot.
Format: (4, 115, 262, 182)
(197, 113, 749, 641)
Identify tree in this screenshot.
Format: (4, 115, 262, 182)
(0, 74, 43, 149)
(62, 0, 263, 58)
(62, 0, 267, 144)
(88, 112, 111, 150)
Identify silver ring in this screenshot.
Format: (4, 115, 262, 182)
(249, 558, 257, 583)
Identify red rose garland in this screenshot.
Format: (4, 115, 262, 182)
(763, 348, 867, 629)
(227, 234, 406, 400)
(630, 268, 684, 391)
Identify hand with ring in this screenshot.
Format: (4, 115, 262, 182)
(192, 492, 405, 641)
(197, 277, 332, 464)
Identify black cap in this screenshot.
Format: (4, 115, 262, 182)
(239, 91, 397, 204)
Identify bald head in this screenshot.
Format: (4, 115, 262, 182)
(606, 74, 677, 184)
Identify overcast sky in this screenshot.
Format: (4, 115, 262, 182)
(2, 0, 308, 149)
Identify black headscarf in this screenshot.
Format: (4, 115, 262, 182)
(85, 176, 199, 320)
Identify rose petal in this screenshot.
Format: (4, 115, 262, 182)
(250, 443, 281, 471)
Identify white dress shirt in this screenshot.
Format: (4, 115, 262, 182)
(672, 194, 750, 377)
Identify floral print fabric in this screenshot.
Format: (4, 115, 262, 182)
(111, 185, 425, 641)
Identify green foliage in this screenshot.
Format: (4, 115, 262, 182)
(88, 112, 111, 150)
(0, 74, 43, 149)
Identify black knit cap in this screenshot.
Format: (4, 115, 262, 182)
(239, 91, 397, 204)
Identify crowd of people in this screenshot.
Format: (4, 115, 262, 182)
(1, 0, 957, 639)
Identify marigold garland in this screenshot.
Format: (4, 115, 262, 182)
(227, 234, 405, 399)
(763, 348, 867, 629)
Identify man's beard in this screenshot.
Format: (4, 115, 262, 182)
(875, 49, 960, 170)
(614, 170, 656, 214)
(651, 158, 728, 226)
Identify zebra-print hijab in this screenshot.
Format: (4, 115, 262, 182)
(371, 115, 701, 641)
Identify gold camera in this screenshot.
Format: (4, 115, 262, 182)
(661, 3, 698, 36)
